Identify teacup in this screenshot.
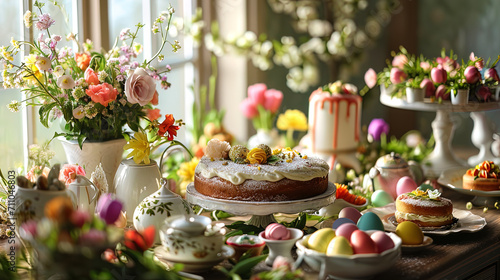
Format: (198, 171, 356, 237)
(159, 215, 226, 261)
(13, 186, 76, 225)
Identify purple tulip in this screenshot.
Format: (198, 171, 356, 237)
(96, 193, 123, 225)
(435, 84, 450, 100)
(464, 66, 481, 84)
(431, 67, 447, 84)
(477, 86, 492, 101)
(389, 68, 407, 84)
(420, 78, 435, 98)
(368, 118, 390, 142)
(484, 68, 500, 82)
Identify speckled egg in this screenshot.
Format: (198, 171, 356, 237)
(356, 212, 385, 231)
(229, 145, 249, 163)
(396, 176, 418, 196)
(332, 218, 356, 230)
(370, 231, 395, 253)
(371, 190, 394, 207)
(395, 221, 424, 245)
(339, 207, 362, 223)
(350, 230, 378, 254)
(326, 236, 353, 256)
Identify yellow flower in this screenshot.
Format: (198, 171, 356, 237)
(124, 132, 151, 164)
(247, 148, 267, 164)
(177, 157, 200, 196)
(23, 54, 43, 85)
(277, 109, 307, 131)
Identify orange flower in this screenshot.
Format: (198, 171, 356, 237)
(85, 83, 119, 107)
(146, 108, 161, 121)
(151, 91, 159, 105)
(158, 114, 179, 141)
(124, 226, 155, 252)
(75, 52, 91, 71)
(45, 196, 74, 224)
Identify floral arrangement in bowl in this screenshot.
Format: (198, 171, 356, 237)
(2, 1, 180, 146)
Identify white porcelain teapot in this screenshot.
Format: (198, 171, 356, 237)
(133, 179, 192, 244)
(369, 152, 424, 199)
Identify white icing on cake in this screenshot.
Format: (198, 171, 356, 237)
(195, 155, 329, 185)
(395, 211, 453, 223)
(308, 90, 362, 153)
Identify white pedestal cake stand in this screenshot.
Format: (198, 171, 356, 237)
(185, 182, 336, 228)
(380, 93, 500, 179)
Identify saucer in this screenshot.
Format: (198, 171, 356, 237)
(401, 236, 433, 253)
(154, 245, 234, 273)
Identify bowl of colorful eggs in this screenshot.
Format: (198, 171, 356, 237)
(296, 207, 402, 279)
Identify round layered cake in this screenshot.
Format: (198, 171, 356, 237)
(462, 161, 500, 191)
(395, 189, 453, 227)
(194, 140, 330, 202)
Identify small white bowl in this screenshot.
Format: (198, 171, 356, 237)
(259, 228, 303, 266)
(296, 231, 401, 279)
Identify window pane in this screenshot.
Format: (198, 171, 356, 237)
(108, 0, 144, 61)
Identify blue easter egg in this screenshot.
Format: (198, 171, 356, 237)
(332, 217, 355, 229)
(356, 212, 385, 231)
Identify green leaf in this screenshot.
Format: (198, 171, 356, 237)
(38, 103, 57, 127)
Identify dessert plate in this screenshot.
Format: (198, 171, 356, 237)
(401, 236, 433, 253)
(362, 203, 486, 235)
(154, 245, 234, 273)
(438, 168, 500, 197)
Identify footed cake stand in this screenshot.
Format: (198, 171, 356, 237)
(185, 182, 336, 228)
(380, 93, 500, 179)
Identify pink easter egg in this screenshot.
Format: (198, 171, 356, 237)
(396, 176, 418, 196)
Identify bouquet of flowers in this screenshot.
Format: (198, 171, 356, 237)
(240, 83, 283, 131)
(2, 1, 180, 146)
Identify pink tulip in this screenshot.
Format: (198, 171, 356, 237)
(392, 54, 408, 69)
(435, 84, 449, 100)
(71, 210, 91, 228)
(389, 68, 407, 84)
(469, 52, 484, 70)
(240, 98, 259, 119)
(364, 68, 378, 88)
(84, 67, 100, 85)
(431, 67, 447, 84)
(420, 78, 435, 98)
(264, 89, 283, 113)
(436, 56, 459, 72)
(477, 86, 492, 101)
(20, 220, 38, 238)
(420, 61, 431, 71)
(484, 68, 500, 82)
(247, 83, 267, 106)
(464, 66, 481, 84)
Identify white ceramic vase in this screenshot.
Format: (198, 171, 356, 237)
(406, 87, 425, 103)
(451, 88, 469, 105)
(67, 175, 99, 213)
(113, 159, 161, 224)
(247, 129, 279, 148)
(60, 137, 126, 189)
(133, 180, 192, 244)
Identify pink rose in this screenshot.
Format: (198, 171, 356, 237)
(484, 68, 500, 82)
(420, 61, 431, 71)
(364, 68, 378, 88)
(464, 66, 481, 84)
(420, 78, 435, 98)
(469, 52, 484, 70)
(59, 164, 86, 185)
(248, 83, 267, 106)
(437, 56, 459, 72)
(392, 54, 408, 69)
(125, 68, 157, 106)
(431, 67, 447, 84)
(240, 98, 258, 119)
(84, 67, 99, 85)
(389, 68, 407, 84)
(85, 83, 118, 107)
(435, 84, 449, 100)
(264, 89, 283, 113)
(477, 86, 492, 101)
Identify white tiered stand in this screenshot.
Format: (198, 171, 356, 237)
(185, 183, 336, 228)
(380, 93, 500, 179)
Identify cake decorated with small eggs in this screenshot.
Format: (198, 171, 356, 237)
(463, 160, 500, 191)
(395, 188, 454, 228)
(194, 139, 329, 202)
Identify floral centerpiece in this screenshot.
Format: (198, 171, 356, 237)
(240, 83, 283, 132)
(2, 1, 180, 146)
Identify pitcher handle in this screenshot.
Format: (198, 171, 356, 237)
(158, 141, 193, 172)
(75, 175, 100, 204)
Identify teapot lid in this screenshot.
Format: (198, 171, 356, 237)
(375, 152, 408, 168)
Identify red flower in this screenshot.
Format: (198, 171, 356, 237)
(124, 226, 155, 252)
(158, 114, 179, 141)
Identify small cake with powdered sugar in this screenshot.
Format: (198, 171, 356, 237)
(194, 139, 329, 202)
(395, 188, 454, 227)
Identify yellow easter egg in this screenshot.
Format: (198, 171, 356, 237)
(326, 236, 353, 256)
(395, 221, 424, 245)
(307, 228, 336, 253)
